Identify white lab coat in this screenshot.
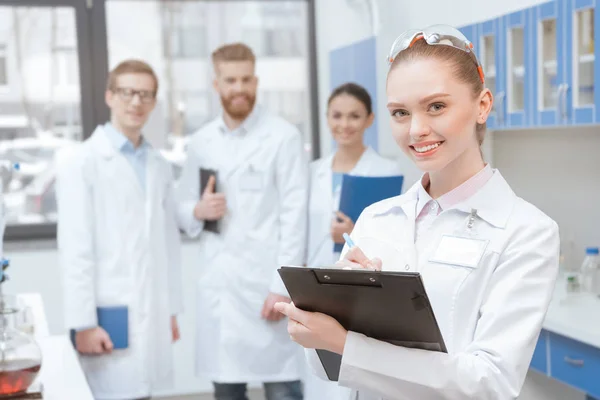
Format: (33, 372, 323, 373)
(306, 169, 560, 400)
(177, 106, 308, 383)
(56, 126, 183, 400)
(307, 147, 402, 267)
(304, 147, 401, 400)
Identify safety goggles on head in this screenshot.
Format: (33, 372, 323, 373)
(386, 24, 485, 84)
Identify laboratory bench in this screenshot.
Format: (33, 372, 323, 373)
(8, 278, 600, 399)
(17, 293, 94, 400)
(530, 283, 600, 400)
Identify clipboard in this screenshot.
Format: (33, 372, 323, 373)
(199, 168, 220, 234)
(277, 266, 446, 381)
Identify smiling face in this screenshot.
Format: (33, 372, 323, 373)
(327, 93, 374, 148)
(213, 60, 258, 121)
(105, 72, 157, 133)
(386, 44, 492, 175)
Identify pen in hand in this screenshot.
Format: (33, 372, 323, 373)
(339, 233, 382, 271)
(342, 233, 355, 249)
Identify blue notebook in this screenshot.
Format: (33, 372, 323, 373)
(70, 306, 129, 350)
(334, 174, 404, 253)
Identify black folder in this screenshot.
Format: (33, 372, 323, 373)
(277, 266, 447, 381)
(199, 168, 220, 234)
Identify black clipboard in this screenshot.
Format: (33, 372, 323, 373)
(277, 266, 447, 381)
(199, 168, 220, 234)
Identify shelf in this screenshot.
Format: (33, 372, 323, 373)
(543, 60, 557, 77)
(543, 60, 557, 70)
(579, 53, 595, 63)
(513, 65, 525, 78)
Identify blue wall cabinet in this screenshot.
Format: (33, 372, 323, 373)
(461, 0, 600, 129)
(569, 0, 598, 125)
(532, 0, 598, 126)
(504, 9, 532, 128)
(533, 1, 562, 126)
(479, 18, 506, 130)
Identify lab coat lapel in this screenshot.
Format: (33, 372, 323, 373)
(311, 155, 335, 260)
(225, 130, 267, 181)
(93, 126, 144, 199)
(316, 154, 334, 209)
(398, 186, 419, 271)
(350, 147, 375, 175)
(145, 150, 161, 235)
(222, 109, 267, 181)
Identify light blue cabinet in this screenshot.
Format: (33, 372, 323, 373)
(527, 330, 600, 399)
(532, 1, 562, 126)
(479, 18, 506, 129)
(503, 9, 532, 128)
(550, 333, 600, 399)
(530, 330, 549, 374)
(569, 0, 598, 125)
(460, 0, 600, 129)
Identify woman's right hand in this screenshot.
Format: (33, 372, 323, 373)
(335, 246, 383, 271)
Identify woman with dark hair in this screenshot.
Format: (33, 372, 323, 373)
(303, 82, 401, 400)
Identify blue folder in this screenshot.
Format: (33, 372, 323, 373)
(97, 306, 128, 349)
(70, 306, 129, 350)
(334, 174, 404, 252)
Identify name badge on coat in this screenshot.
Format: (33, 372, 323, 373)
(240, 165, 264, 191)
(429, 209, 488, 269)
(429, 235, 488, 268)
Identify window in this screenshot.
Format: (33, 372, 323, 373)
(0, 4, 86, 239)
(244, 28, 303, 57)
(53, 47, 78, 86)
(0, 45, 7, 86)
(107, 0, 315, 165)
(162, 3, 208, 58)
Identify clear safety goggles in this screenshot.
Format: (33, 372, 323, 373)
(386, 24, 485, 84)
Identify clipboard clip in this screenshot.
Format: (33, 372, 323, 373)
(313, 270, 383, 287)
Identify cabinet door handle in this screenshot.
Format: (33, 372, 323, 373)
(556, 84, 564, 117)
(564, 356, 585, 367)
(557, 84, 569, 121)
(496, 92, 506, 125)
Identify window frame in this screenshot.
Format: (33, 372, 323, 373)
(0, 44, 7, 87)
(0, 0, 320, 242)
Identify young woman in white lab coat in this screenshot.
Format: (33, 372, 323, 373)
(305, 83, 400, 400)
(307, 83, 401, 268)
(277, 25, 560, 400)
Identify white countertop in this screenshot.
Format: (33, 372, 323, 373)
(542, 281, 600, 349)
(16, 293, 94, 400)
(36, 335, 95, 400)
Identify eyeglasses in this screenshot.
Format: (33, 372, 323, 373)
(387, 24, 485, 84)
(112, 87, 156, 104)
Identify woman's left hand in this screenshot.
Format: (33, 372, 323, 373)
(274, 302, 348, 355)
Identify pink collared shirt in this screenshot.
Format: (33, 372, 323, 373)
(414, 164, 494, 244)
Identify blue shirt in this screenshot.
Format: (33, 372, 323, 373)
(104, 123, 149, 193)
(332, 172, 343, 195)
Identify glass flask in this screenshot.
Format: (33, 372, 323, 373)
(0, 295, 42, 398)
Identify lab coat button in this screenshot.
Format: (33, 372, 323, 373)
(405, 264, 410, 271)
(431, 202, 438, 210)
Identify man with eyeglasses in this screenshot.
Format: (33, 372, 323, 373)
(56, 59, 183, 400)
